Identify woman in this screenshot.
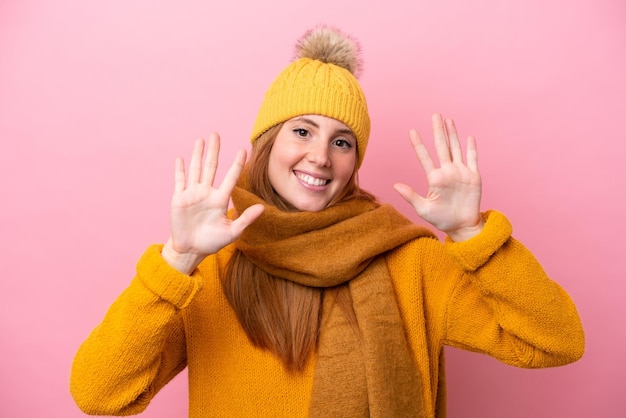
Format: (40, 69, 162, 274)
(70, 26, 584, 417)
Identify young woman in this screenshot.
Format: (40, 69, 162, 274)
(70, 26, 584, 417)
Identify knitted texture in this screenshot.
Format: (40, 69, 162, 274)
(70, 211, 585, 417)
(251, 57, 370, 167)
(231, 187, 431, 417)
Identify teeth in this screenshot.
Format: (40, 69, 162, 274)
(298, 173, 328, 186)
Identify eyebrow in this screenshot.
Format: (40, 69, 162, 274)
(291, 117, 356, 137)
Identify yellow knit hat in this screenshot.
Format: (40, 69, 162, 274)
(250, 27, 370, 168)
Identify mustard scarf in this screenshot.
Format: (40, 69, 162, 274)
(232, 187, 434, 417)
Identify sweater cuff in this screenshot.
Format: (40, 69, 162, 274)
(136, 244, 204, 309)
(444, 210, 512, 272)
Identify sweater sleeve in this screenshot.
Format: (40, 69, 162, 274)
(70, 244, 204, 415)
(440, 210, 584, 368)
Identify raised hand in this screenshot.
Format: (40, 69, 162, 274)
(393, 114, 484, 242)
(161, 133, 264, 274)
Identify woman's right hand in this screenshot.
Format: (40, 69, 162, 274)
(161, 133, 265, 274)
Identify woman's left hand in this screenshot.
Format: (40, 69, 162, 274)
(393, 113, 484, 242)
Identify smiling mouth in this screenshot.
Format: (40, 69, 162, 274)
(295, 172, 330, 186)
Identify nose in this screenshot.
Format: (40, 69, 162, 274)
(306, 140, 331, 167)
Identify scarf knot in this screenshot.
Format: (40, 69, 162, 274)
(233, 187, 434, 287)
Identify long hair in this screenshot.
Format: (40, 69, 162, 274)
(222, 123, 377, 371)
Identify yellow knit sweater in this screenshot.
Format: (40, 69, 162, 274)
(70, 211, 584, 417)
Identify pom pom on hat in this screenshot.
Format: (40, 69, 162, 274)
(294, 26, 363, 78)
(251, 25, 371, 168)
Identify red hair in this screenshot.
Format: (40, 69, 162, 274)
(222, 123, 376, 370)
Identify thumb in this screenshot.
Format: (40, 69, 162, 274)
(393, 183, 426, 211)
(230, 204, 265, 237)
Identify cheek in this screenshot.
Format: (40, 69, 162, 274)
(335, 154, 357, 182)
(267, 146, 296, 188)
(269, 147, 291, 173)
(267, 153, 280, 187)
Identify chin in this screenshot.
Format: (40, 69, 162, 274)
(291, 198, 331, 212)
(294, 203, 328, 212)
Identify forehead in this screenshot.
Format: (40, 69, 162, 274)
(286, 115, 353, 133)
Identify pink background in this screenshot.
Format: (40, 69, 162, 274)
(1, 0, 624, 417)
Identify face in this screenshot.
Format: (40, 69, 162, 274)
(268, 115, 357, 212)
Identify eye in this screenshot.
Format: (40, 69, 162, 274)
(333, 138, 353, 149)
(293, 128, 309, 138)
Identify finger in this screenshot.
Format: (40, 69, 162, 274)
(466, 135, 479, 172)
(409, 129, 436, 175)
(218, 148, 247, 195)
(188, 138, 205, 184)
(174, 156, 186, 193)
(445, 118, 463, 163)
(432, 113, 452, 165)
(202, 132, 220, 185)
